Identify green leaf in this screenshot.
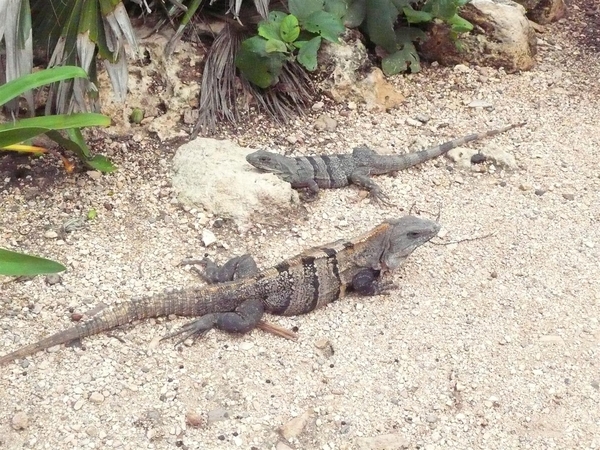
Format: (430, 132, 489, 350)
(382, 42, 421, 75)
(448, 14, 473, 33)
(289, 0, 325, 21)
(423, 0, 458, 19)
(44, 130, 116, 173)
(49, 127, 92, 157)
(303, 10, 345, 43)
(236, 39, 286, 88)
(86, 155, 117, 173)
(0, 66, 88, 106)
(391, 0, 412, 9)
(241, 36, 269, 57)
(280, 14, 300, 43)
(297, 36, 322, 71)
(365, 0, 400, 52)
(265, 39, 288, 53)
(344, 0, 366, 27)
(402, 5, 433, 23)
(0, 114, 110, 132)
(88, 208, 98, 220)
(258, 11, 287, 41)
(324, 0, 348, 18)
(0, 248, 66, 276)
(0, 128, 51, 148)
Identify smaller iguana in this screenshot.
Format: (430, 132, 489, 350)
(246, 122, 526, 204)
(0, 216, 440, 365)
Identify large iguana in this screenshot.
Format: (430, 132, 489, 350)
(0, 216, 440, 365)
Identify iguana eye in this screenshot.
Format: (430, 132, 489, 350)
(407, 231, 421, 238)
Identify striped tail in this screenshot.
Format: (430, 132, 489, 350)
(377, 122, 526, 173)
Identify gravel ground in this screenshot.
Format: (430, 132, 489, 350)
(1, 9, 600, 450)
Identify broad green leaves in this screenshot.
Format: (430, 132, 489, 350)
(0, 66, 115, 172)
(343, 0, 473, 75)
(237, 7, 344, 89)
(303, 11, 345, 43)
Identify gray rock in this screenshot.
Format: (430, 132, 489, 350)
(320, 35, 404, 111)
(314, 114, 338, 132)
(481, 144, 518, 169)
(172, 138, 298, 226)
(11, 412, 29, 430)
(419, 0, 536, 73)
(468, 99, 493, 109)
(447, 147, 478, 169)
(201, 229, 217, 247)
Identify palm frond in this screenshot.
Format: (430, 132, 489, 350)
(1, 0, 138, 115)
(193, 22, 241, 135)
(192, 21, 315, 136)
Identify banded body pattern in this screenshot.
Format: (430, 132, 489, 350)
(293, 154, 357, 189)
(259, 244, 346, 316)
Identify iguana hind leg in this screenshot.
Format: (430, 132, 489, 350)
(174, 254, 297, 341)
(349, 168, 393, 205)
(161, 298, 265, 345)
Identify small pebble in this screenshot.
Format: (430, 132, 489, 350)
(239, 341, 254, 350)
(186, 411, 206, 428)
(280, 410, 311, 439)
(86, 171, 102, 181)
(207, 407, 229, 425)
(426, 414, 438, 423)
(519, 183, 533, 191)
(406, 118, 422, 127)
(44, 230, 58, 239)
(45, 274, 61, 285)
(202, 229, 217, 247)
(12, 412, 29, 430)
(89, 392, 105, 403)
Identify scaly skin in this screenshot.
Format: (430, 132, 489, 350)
(0, 216, 440, 365)
(246, 122, 526, 203)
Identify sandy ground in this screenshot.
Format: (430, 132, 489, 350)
(1, 7, 599, 450)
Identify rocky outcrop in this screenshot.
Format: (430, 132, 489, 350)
(419, 0, 537, 73)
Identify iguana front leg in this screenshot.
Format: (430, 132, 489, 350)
(290, 179, 320, 202)
(349, 168, 393, 205)
(351, 268, 395, 296)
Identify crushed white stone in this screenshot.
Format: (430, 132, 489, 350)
(1, 12, 600, 450)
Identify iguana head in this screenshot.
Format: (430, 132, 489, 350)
(381, 216, 440, 271)
(246, 150, 297, 182)
(352, 216, 440, 273)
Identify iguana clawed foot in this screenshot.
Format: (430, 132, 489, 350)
(368, 189, 394, 207)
